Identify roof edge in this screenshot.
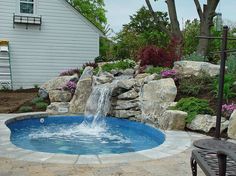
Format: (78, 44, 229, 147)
(64, 0, 105, 37)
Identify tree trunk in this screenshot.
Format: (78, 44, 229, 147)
(194, 0, 220, 56)
(197, 21, 211, 56)
(166, 0, 183, 60)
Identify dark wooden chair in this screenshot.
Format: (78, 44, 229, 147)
(191, 149, 236, 176)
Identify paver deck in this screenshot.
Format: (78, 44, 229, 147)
(0, 112, 233, 176)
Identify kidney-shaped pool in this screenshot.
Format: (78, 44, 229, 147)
(7, 116, 165, 155)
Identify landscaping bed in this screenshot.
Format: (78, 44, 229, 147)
(0, 88, 48, 113)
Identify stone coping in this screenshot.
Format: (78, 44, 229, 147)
(0, 112, 192, 164)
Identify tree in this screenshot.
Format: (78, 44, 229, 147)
(70, 0, 107, 30)
(114, 6, 170, 59)
(193, 0, 220, 56)
(145, 0, 183, 60)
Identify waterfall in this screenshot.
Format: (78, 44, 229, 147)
(83, 83, 113, 128)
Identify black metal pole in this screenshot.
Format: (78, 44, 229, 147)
(215, 26, 228, 139)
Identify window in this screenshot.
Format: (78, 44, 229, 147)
(20, 0, 34, 14)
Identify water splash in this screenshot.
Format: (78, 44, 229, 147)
(84, 83, 114, 128)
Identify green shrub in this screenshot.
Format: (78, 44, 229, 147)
(94, 56, 107, 63)
(34, 84, 39, 89)
(31, 97, 44, 104)
(18, 106, 33, 113)
(35, 102, 48, 110)
(213, 73, 236, 101)
(183, 52, 208, 62)
(145, 66, 169, 74)
(174, 97, 214, 123)
(226, 54, 236, 74)
(179, 74, 213, 96)
(101, 59, 136, 72)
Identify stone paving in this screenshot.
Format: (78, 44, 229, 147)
(0, 113, 232, 176)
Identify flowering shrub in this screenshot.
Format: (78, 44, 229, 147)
(222, 103, 236, 118)
(137, 45, 176, 68)
(161, 69, 177, 80)
(59, 68, 81, 77)
(63, 80, 77, 94)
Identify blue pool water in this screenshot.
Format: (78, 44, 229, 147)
(7, 116, 165, 155)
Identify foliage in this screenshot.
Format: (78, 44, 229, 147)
(101, 59, 136, 72)
(33, 84, 39, 89)
(182, 52, 207, 62)
(82, 62, 98, 69)
(59, 68, 81, 77)
(113, 6, 170, 59)
(70, 0, 107, 31)
(226, 54, 236, 75)
(213, 74, 236, 101)
(100, 37, 115, 61)
(183, 19, 236, 59)
(95, 56, 107, 63)
(179, 74, 213, 96)
(183, 19, 200, 55)
(35, 102, 48, 110)
(174, 97, 214, 123)
(145, 66, 168, 74)
(63, 80, 77, 94)
(18, 106, 33, 113)
(31, 97, 44, 104)
(222, 103, 236, 119)
(137, 45, 175, 67)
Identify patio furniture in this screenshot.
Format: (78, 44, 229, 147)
(191, 149, 236, 176)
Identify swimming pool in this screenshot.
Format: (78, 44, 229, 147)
(7, 116, 165, 155)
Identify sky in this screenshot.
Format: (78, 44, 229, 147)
(104, 0, 236, 35)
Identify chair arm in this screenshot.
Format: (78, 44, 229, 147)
(217, 150, 236, 161)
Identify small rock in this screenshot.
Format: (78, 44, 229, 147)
(159, 110, 187, 130)
(47, 102, 70, 114)
(144, 73, 159, 83)
(117, 89, 139, 100)
(38, 88, 48, 99)
(187, 114, 229, 133)
(122, 68, 134, 75)
(112, 110, 141, 118)
(112, 99, 139, 110)
(49, 90, 72, 102)
(135, 73, 149, 79)
(117, 79, 136, 90)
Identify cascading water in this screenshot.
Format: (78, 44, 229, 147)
(82, 83, 113, 129)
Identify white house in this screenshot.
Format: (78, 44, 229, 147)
(0, 0, 103, 89)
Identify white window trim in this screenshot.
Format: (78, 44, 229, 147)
(17, 0, 38, 16)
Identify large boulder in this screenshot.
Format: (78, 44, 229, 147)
(228, 110, 236, 139)
(69, 77, 93, 113)
(139, 78, 177, 120)
(187, 114, 229, 133)
(141, 78, 177, 103)
(39, 75, 76, 98)
(48, 90, 72, 102)
(80, 66, 94, 80)
(174, 61, 221, 77)
(46, 102, 70, 114)
(158, 110, 187, 130)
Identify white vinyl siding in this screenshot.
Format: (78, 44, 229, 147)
(0, 0, 100, 89)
